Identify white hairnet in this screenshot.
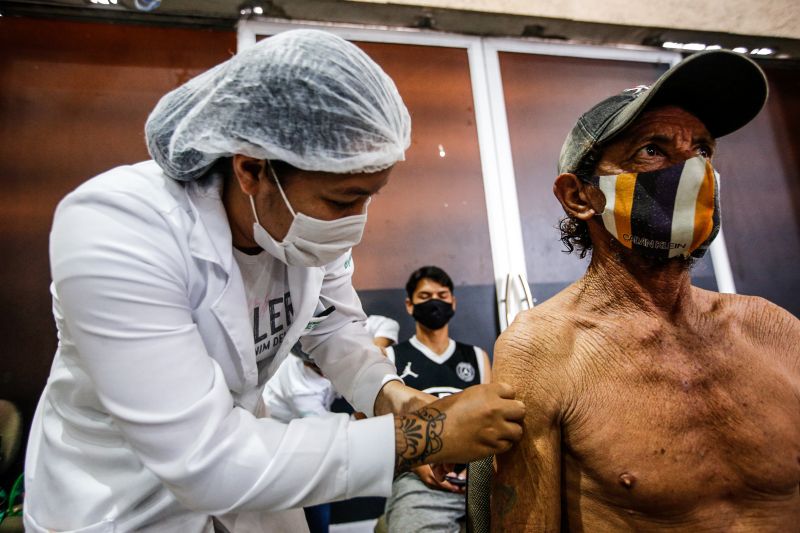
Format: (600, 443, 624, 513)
(145, 29, 411, 181)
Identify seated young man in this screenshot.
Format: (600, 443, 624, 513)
(491, 50, 800, 531)
(385, 266, 492, 533)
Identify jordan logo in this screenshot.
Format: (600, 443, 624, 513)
(400, 362, 419, 379)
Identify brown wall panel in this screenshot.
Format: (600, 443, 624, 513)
(0, 17, 235, 423)
(350, 42, 494, 292)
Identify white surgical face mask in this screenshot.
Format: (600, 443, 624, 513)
(249, 162, 369, 267)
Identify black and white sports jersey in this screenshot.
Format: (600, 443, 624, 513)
(386, 336, 485, 398)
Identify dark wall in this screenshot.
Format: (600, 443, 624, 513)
(359, 284, 498, 357)
(0, 16, 236, 437)
(717, 64, 800, 316)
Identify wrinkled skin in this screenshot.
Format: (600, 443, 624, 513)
(491, 107, 800, 532)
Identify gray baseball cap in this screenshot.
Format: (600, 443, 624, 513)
(558, 49, 768, 175)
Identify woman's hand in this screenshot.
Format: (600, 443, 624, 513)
(393, 383, 525, 475)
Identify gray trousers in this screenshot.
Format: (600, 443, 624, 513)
(385, 472, 465, 533)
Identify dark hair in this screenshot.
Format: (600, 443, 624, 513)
(269, 160, 301, 182)
(558, 147, 600, 259)
(206, 156, 234, 181)
(405, 266, 454, 299)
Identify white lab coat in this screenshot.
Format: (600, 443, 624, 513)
(24, 161, 398, 532)
(263, 315, 400, 423)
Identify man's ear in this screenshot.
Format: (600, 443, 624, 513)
(451, 295, 457, 312)
(232, 155, 266, 196)
(553, 173, 601, 221)
(405, 297, 413, 316)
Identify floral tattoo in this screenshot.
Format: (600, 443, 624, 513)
(394, 407, 446, 474)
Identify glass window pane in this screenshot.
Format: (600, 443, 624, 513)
(351, 42, 498, 350)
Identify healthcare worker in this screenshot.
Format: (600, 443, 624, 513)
(24, 29, 525, 532)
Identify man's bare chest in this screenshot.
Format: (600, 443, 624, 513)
(561, 327, 800, 514)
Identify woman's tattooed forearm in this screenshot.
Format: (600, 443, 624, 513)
(416, 407, 445, 459)
(394, 407, 446, 474)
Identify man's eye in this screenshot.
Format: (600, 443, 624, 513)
(641, 144, 661, 157)
(697, 145, 713, 158)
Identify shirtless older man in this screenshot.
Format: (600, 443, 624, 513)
(492, 50, 800, 531)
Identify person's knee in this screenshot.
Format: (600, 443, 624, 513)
(385, 475, 464, 533)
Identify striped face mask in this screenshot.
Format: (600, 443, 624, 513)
(583, 156, 720, 259)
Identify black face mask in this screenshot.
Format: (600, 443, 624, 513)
(412, 299, 454, 330)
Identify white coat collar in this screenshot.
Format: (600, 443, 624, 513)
(184, 175, 233, 273)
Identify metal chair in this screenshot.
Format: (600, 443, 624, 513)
(465, 456, 493, 533)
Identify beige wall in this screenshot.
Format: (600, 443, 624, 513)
(352, 0, 800, 40)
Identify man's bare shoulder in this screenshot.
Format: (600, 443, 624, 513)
(699, 289, 800, 369)
(496, 288, 583, 360)
(493, 286, 586, 411)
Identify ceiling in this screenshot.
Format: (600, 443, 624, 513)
(3, 0, 800, 61)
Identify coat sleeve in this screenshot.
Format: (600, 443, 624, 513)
(365, 315, 400, 344)
(49, 189, 394, 514)
(299, 252, 401, 417)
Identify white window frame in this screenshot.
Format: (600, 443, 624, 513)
(237, 20, 735, 329)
